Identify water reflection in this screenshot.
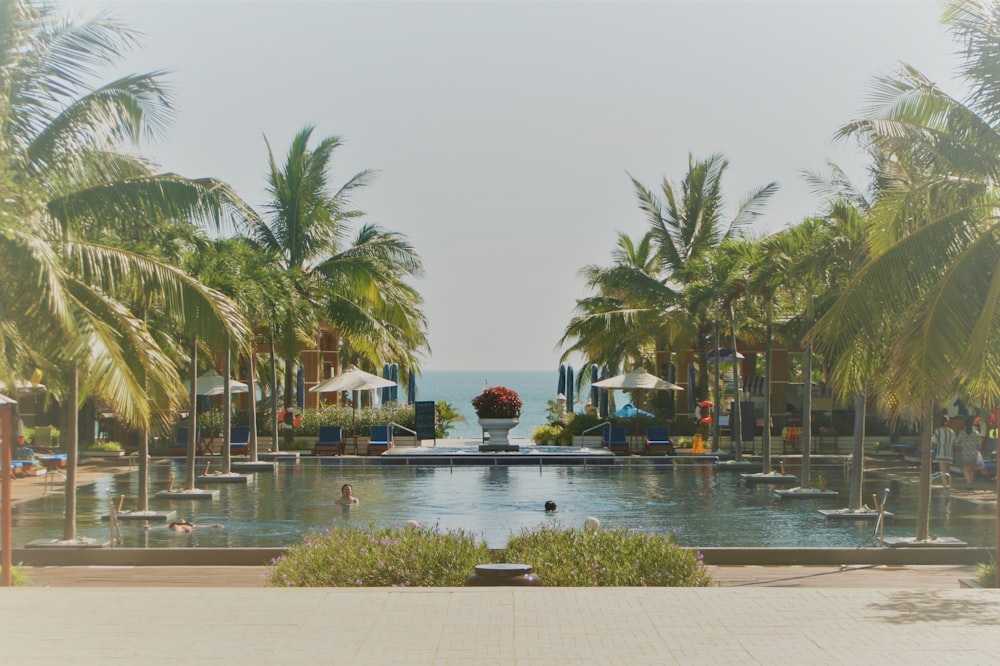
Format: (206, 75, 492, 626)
(10, 461, 996, 549)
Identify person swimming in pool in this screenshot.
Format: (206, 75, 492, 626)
(335, 483, 359, 506)
(145, 519, 224, 533)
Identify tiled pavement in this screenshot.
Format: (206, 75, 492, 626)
(2, 586, 999, 664)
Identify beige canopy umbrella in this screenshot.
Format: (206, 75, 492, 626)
(192, 369, 249, 396)
(592, 369, 683, 392)
(310, 365, 397, 435)
(311, 365, 397, 394)
(593, 369, 683, 438)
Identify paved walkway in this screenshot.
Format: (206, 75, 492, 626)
(3, 585, 999, 664)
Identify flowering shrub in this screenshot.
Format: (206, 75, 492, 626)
(472, 386, 522, 418)
(265, 523, 489, 587)
(501, 524, 712, 587)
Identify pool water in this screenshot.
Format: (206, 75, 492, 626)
(10, 460, 996, 548)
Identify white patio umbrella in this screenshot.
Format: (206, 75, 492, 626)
(310, 365, 397, 435)
(311, 365, 397, 394)
(593, 369, 683, 438)
(192, 369, 249, 396)
(592, 369, 683, 392)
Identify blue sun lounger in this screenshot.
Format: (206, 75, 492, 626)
(314, 426, 345, 456)
(168, 427, 200, 456)
(230, 426, 251, 457)
(644, 426, 675, 456)
(367, 425, 394, 455)
(602, 426, 628, 455)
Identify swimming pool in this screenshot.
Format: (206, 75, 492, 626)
(10, 458, 996, 548)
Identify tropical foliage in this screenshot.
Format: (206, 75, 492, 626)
(266, 523, 489, 587)
(503, 525, 712, 587)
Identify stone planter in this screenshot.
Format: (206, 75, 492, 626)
(478, 417, 519, 451)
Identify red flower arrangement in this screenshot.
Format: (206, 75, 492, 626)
(472, 386, 522, 419)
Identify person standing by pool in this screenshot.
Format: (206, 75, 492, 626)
(954, 416, 982, 490)
(932, 414, 956, 488)
(335, 483, 359, 505)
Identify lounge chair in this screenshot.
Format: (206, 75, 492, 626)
(367, 425, 394, 456)
(602, 426, 629, 455)
(168, 427, 199, 456)
(229, 426, 251, 457)
(314, 426, 345, 456)
(644, 426, 675, 456)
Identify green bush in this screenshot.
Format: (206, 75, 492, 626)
(259, 403, 418, 438)
(83, 440, 123, 452)
(266, 523, 489, 587)
(198, 409, 225, 439)
(2, 564, 30, 586)
(500, 525, 712, 587)
(976, 560, 996, 588)
(532, 423, 564, 445)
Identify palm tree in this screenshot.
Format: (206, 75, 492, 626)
(252, 126, 427, 411)
(0, 0, 251, 534)
(563, 156, 777, 428)
(561, 232, 672, 380)
(814, 0, 1000, 545)
(631, 154, 777, 402)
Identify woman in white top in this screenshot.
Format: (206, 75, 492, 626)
(932, 415, 956, 488)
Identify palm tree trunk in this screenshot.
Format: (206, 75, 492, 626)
(269, 331, 280, 452)
(712, 322, 721, 451)
(186, 339, 198, 490)
(728, 303, 743, 462)
(916, 398, 934, 542)
(848, 391, 866, 510)
(801, 341, 813, 489)
(138, 428, 149, 512)
(222, 339, 232, 475)
(62, 365, 79, 540)
(762, 301, 773, 472)
(248, 349, 259, 462)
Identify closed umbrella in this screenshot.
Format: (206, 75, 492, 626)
(589, 364, 599, 411)
(599, 366, 609, 418)
(407, 372, 416, 404)
(565, 365, 575, 416)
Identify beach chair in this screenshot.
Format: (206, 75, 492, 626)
(367, 425, 394, 456)
(168, 427, 199, 456)
(313, 426, 345, 456)
(644, 426, 675, 456)
(229, 426, 251, 457)
(602, 426, 629, 455)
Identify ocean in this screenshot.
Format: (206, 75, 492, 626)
(415, 370, 565, 440)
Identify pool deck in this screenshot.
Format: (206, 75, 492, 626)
(5, 456, 1000, 662)
(4, 569, 999, 664)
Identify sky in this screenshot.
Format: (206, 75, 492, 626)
(67, 0, 959, 371)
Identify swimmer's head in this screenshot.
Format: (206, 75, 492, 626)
(544, 501, 557, 512)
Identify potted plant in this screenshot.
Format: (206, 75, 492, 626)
(472, 386, 522, 451)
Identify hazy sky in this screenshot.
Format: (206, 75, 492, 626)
(72, 0, 957, 371)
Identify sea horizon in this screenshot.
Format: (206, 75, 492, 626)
(415, 369, 570, 440)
